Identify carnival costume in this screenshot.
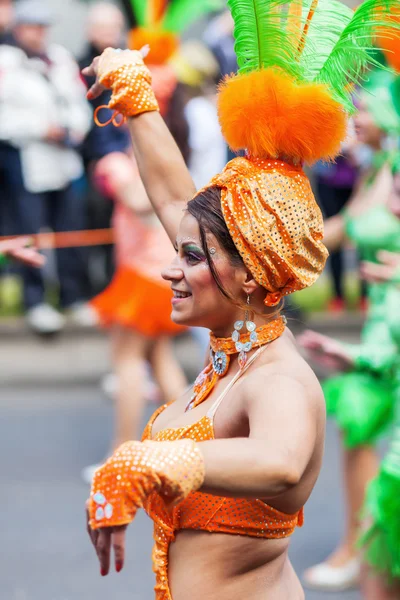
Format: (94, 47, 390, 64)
(359, 128, 400, 581)
(90, 0, 219, 336)
(323, 67, 400, 449)
(87, 1, 400, 597)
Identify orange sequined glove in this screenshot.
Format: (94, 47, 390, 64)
(88, 439, 205, 530)
(97, 48, 159, 119)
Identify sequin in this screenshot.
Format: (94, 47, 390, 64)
(95, 507, 105, 521)
(97, 49, 160, 121)
(197, 157, 328, 306)
(93, 492, 106, 506)
(88, 439, 205, 531)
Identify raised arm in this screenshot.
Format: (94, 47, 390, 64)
(323, 213, 347, 252)
(83, 49, 196, 242)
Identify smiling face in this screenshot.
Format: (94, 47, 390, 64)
(161, 212, 249, 333)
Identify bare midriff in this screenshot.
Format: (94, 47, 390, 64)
(168, 530, 305, 600)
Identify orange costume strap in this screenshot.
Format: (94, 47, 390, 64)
(187, 316, 286, 411)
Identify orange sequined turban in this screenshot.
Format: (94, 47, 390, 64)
(192, 0, 400, 307)
(196, 67, 333, 307)
(204, 155, 328, 307)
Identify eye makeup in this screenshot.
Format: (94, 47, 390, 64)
(184, 244, 207, 263)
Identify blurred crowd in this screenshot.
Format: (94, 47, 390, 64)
(0, 0, 231, 334)
(0, 0, 398, 337)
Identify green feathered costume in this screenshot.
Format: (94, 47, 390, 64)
(359, 155, 400, 580)
(323, 67, 400, 449)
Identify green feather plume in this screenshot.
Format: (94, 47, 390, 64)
(298, 0, 354, 83)
(128, 0, 223, 32)
(229, 0, 304, 79)
(162, 0, 224, 33)
(227, 0, 400, 113)
(315, 0, 400, 112)
(129, 0, 147, 27)
(360, 421, 400, 579)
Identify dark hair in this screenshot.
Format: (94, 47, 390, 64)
(187, 186, 244, 302)
(164, 83, 191, 165)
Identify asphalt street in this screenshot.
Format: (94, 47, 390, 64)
(1, 327, 362, 600)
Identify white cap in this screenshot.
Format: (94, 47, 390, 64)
(14, 1, 54, 26)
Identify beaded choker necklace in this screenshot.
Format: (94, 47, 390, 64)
(185, 315, 286, 412)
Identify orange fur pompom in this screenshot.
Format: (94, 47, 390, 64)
(128, 28, 179, 65)
(218, 69, 347, 164)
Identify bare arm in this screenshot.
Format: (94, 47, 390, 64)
(83, 50, 196, 242)
(199, 374, 320, 501)
(323, 213, 346, 252)
(87, 373, 321, 575)
(127, 113, 196, 240)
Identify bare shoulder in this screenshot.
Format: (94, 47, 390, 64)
(241, 328, 324, 414)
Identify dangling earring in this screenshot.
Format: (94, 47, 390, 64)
(232, 294, 257, 369)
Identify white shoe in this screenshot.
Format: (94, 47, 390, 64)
(26, 303, 65, 334)
(101, 371, 162, 403)
(81, 462, 104, 485)
(67, 302, 98, 327)
(303, 558, 361, 591)
(101, 373, 118, 400)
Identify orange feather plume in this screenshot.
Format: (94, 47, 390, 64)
(128, 27, 179, 65)
(378, 13, 400, 73)
(218, 68, 347, 164)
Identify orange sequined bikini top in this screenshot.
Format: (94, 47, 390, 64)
(142, 347, 304, 540)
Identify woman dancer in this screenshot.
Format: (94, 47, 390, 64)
(84, 1, 399, 598)
(358, 155, 400, 600)
(300, 69, 400, 590)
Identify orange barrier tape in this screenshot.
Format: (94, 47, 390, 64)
(0, 229, 114, 249)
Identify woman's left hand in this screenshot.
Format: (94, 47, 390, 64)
(361, 252, 400, 284)
(0, 237, 45, 268)
(86, 502, 127, 576)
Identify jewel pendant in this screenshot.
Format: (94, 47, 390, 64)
(212, 350, 229, 376)
(238, 350, 247, 369)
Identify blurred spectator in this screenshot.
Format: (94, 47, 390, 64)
(172, 40, 227, 189)
(203, 11, 238, 163)
(314, 155, 359, 312)
(0, 0, 14, 240)
(0, 0, 92, 333)
(203, 10, 237, 77)
(79, 2, 130, 293)
(0, 0, 12, 45)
